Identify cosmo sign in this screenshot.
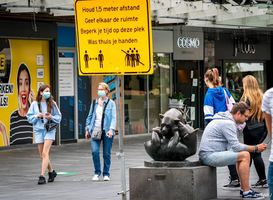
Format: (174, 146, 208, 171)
(173, 28, 204, 60)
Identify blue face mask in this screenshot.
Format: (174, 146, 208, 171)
(43, 92, 51, 99)
(98, 90, 106, 98)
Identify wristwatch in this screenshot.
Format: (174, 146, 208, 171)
(253, 145, 258, 153)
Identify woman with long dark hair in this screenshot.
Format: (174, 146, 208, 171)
(27, 84, 62, 184)
(10, 63, 35, 145)
(240, 75, 268, 188)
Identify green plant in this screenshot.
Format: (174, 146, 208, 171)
(170, 92, 184, 101)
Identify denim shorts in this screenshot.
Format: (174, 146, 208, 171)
(35, 130, 56, 143)
(200, 151, 238, 167)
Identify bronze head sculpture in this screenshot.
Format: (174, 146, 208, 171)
(144, 108, 199, 161)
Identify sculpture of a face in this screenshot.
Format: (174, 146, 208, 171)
(144, 108, 198, 161)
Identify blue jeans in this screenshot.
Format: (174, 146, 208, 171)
(268, 162, 273, 200)
(91, 130, 114, 177)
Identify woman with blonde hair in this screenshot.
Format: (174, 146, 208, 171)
(240, 75, 268, 188)
(85, 82, 116, 181)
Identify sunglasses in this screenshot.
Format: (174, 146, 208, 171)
(241, 113, 249, 118)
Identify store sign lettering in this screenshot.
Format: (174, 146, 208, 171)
(233, 38, 255, 57)
(177, 37, 200, 49)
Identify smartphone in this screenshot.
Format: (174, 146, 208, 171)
(45, 113, 50, 116)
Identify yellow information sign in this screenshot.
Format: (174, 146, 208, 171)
(74, 0, 153, 75)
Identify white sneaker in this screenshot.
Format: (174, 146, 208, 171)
(103, 176, 110, 181)
(92, 175, 100, 181)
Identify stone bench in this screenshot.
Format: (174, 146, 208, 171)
(129, 160, 217, 200)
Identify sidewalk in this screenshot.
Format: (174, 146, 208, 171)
(0, 132, 271, 200)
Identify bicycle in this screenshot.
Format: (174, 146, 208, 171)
(179, 98, 193, 127)
(169, 97, 193, 127)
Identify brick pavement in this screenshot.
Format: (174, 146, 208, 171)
(0, 132, 271, 199)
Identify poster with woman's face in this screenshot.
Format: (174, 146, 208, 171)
(0, 39, 50, 147)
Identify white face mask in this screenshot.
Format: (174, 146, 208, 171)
(98, 90, 106, 97)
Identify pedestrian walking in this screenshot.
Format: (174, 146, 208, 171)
(240, 75, 268, 188)
(85, 82, 116, 181)
(203, 67, 239, 189)
(27, 84, 62, 184)
(262, 87, 273, 199)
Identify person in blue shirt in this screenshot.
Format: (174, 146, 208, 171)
(204, 68, 235, 126)
(203, 68, 238, 190)
(27, 84, 62, 185)
(85, 82, 116, 181)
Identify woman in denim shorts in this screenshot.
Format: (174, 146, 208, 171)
(27, 84, 62, 185)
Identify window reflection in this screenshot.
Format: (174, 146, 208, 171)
(226, 62, 264, 102)
(149, 53, 170, 132)
(124, 75, 147, 135)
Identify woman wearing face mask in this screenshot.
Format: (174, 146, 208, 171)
(27, 84, 62, 185)
(85, 82, 116, 181)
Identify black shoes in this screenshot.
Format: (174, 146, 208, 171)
(38, 175, 46, 185)
(223, 179, 240, 190)
(251, 179, 268, 188)
(38, 170, 57, 185)
(48, 170, 57, 182)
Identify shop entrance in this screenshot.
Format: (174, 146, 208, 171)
(174, 60, 201, 128)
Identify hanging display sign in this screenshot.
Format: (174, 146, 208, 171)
(173, 28, 204, 60)
(74, 0, 153, 75)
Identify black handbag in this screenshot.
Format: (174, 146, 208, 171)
(38, 102, 60, 132)
(44, 120, 58, 132)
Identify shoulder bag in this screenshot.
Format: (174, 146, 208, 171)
(223, 89, 233, 112)
(38, 102, 60, 132)
(91, 99, 110, 140)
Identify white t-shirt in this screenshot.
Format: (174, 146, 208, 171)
(262, 87, 273, 162)
(94, 105, 103, 128)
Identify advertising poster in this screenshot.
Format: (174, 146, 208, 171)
(0, 39, 50, 147)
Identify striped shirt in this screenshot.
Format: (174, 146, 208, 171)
(262, 87, 273, 162)
(10, 110, 33, 145)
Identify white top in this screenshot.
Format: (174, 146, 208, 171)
(94, 105, 103, 128)
(262, 87, 273, 162)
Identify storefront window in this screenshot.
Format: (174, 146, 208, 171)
(149, 53, 170, 131)
(225, 62, 265, 102)
(124, 75, 147, 135)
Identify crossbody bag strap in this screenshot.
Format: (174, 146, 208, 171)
(101, 99, 110, 131)
(91, 99, 96, 118)
(37, 102, 44, 124)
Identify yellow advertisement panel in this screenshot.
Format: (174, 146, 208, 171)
(74, 0, 153, 75)
(0, 39, 50, 147)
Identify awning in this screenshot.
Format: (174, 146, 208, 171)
(0, 0, 272, 29)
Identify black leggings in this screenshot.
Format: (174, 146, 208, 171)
(244, 125, 267, 180)
(249, 152, 266, 180)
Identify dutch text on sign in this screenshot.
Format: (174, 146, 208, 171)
(74, 0, 153, 75)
